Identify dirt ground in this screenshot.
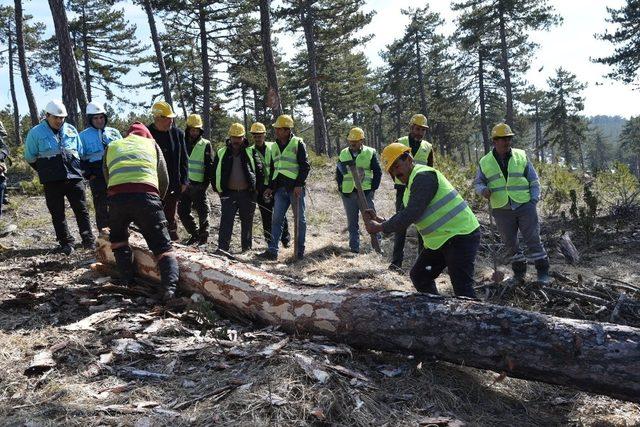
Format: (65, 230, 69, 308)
(0, 163, 639, 426)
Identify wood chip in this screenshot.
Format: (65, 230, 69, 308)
(63, 308, 121, 331)
(258, 337, 289, 358)
(24, 351, 56, 376)
(294, 353, 330, 383)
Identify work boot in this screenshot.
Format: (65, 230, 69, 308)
(511, 261, 527, 286)
(257, 250, 277, 261)
(535, 258, 552, 285)
(169, 229, 180, 242)
(198, 231, 209, 245)
(59, 243, 74, 256)
(388, 263, 403, 273)
(158, 255, 179, 301)
(113, 246, 135, 284)
(185, 235, 199, 246)
(82, 238, 96, 250)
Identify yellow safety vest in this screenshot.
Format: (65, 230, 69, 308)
(271, 136, 301, 180)
(403, 165, 479, 250)
(106, 134, 158, 189)
(187, 138, 211, 183)
(338, 146, 375, 193)
(394, 136, 432, 185)
(253, 141, 274, 185)
(479, 148, 531, 209)
(215, 146, 256, 193)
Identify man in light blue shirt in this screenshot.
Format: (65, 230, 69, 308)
(24, 100, 95, 255)
(79, 102, 122, 231)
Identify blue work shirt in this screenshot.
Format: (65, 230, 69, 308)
(79, 126, 122, 163)
(24, 121, 84, 183)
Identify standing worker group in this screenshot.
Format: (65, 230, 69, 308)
(24, 100, 95, 255)
(336, 127, 382, 253)
(250, 122, 291, 248)
(366, 143, 480, 298)
(389, 114, 434, 271)
(258, 115, 310, 261)
(178, 114, 214, 245)
(79, 102, 122, 231)
(475, 123, 550, 285)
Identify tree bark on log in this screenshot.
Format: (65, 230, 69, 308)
(96, 235, 640, 403)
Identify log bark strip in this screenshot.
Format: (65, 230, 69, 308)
(96, 235, 640, 403)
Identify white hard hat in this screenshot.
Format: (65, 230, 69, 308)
(45, 100, 68, 117)
(86, 101, 106, 115)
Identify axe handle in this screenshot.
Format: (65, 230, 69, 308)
(346, 163, 382, 254)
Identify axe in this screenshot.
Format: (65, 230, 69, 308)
(343, 159, 382, 254)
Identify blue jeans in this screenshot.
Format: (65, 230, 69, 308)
(341, 191, 380, 252)
(269, 187, 306, 257)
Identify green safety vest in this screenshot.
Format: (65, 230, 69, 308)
(215, 146, 256, 193)
(187, 138, 211, 183)
(271, 136, 301, 180)
(479, 148, 531, 209)
(403, 165, 479, 250)
(253, 141, 274, 185)
(394, 136, 433, 185)
(338, 146, 375, 193)
(106, 134, 158, 189)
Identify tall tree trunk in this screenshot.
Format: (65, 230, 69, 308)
(48, 0, 81, 126)
(142, 0, 172, 105)
(241, 85, 248, 131)
(81, 3, 92, 101)
(8, 31, 22, 145)
(252, 87, 260, 121)
(478, 49, 490, 154)
(415, 30, 428, 116)
(169, 56, 188, 120)
(14, 0, 38, 126)
(300, 1, 329, 155)
(534, 101, 542, 161)
(394, 94, 401, 138)
(259, 0, 283, 118)
(74, 64, 88, 124)
(497, 5, 514, 127)
(198, 5, 211, 139)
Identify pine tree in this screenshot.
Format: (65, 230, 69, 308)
(14, 0, 39, 126)
(67, 0, 147, 103)
(619, 116, 640, 176)
(594, 0, 640, 87)
(543, 68, 586, 168)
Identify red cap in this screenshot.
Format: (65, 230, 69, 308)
(127, 122, 153, 139)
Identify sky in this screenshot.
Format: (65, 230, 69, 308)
(0, 0, 637, 120)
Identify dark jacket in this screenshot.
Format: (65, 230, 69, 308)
(24, 121, 84, 183)
(212, 138, 264, 193)
(269, 134, 311, 190)
(148, 123, 188, 192)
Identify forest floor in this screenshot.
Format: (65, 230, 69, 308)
(0, 163, 639, 426)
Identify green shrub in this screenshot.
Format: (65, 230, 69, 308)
(435, 154, 481, 207)
(307, 149, 331, 168)
(536, 162, 582, 215)
(19, 176, 43, 196)
(567, 183, 598, 244)
(594, 162, 640, 218)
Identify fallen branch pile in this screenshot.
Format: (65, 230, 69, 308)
(96, 234, 640, 403)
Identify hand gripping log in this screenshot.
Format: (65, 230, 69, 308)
(345, 160, 382, 254)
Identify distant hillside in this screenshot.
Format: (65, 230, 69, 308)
(588, 115, 627, 145)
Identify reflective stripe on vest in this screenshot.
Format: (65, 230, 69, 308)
(403, 165, 479, 250)
(479, 148, 531, 208)
(188, 138, 210, 182)
(271, 136, 300, 180)
(215, 146, 256, 193)
(394, 136, 432, 185)
(253, 141, 274, 185)
(106, 134, 158, 189)
(338, 146, 375, 193)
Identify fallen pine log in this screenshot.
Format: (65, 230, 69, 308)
(96, 235, 640, 403)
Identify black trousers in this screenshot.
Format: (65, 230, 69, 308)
(88, 174, 109, 230)
(218, 190, 256, 251)
(391, 188, 424, 267)
(409, 228, 480, 298)
(257, 191, 290, 246)
(108, 193, 173, 256)
(177, 183, 210, 236)
(43, 179, 94, 245)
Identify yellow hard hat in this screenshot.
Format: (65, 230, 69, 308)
(151, 101, 176, 118)
(186, 114, 203, 129)
(229, 122, 246, 137)
(409, 114, 429, 128)
(347, 127, 365, 141)
(381, 143, 411, 172)
(250, 122, 266, 134)
(273, 114, 294, 129)
(491, 123, 515, 139)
